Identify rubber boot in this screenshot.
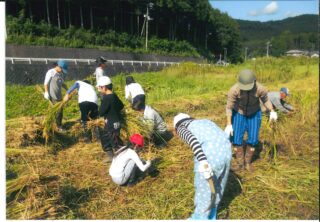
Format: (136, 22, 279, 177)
(232, 146, 244, 171)
(103, 150, 113, 164)
(245, 146, 255, 172)
(81, 121, 91, 143)
(94, 126, 100, 141)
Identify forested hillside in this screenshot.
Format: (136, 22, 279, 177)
(236, 14, 318, 57)
(6, 0, 242, 62)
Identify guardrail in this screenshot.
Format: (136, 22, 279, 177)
(5, 57, 215, 67)
(6, 57, 180, 66)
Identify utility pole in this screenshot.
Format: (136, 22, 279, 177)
(144, 3, 153, 51)
(145, 6, 149, 50)
(244, 47, 248, 62)
(267, 41, 272, 57)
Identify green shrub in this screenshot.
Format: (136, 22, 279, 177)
(6, 16, 199, 58)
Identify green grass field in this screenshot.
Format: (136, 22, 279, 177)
(6, 57, 319, 219)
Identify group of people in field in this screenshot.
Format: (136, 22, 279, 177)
(43, 57, 294, 220)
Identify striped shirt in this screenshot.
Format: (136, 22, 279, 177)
(176, 119, 207, 161)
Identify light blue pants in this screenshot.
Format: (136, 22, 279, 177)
(187, 120, 232, 220)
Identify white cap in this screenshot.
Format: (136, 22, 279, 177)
(173, 113, 191, 128)
(96, 76, 112, 87)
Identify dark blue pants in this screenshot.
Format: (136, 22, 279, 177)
(231, 110, 262, 146)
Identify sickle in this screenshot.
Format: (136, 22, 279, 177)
(206, 177, 216, 211)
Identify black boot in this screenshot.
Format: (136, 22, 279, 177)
(102, 150, 113, 164)
(81, 121, 91, 143)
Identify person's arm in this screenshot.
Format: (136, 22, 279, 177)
(66, 82, 80, 94)
(125, 85, 130, 100)
(128, 149, 151, 172)
(226, 87, 237, 124)
(275, 99, 291, 113)
(118, 95, 124, 111)
(258, 84, 274, 112)
(44, 71, 52, 92)
(64, 82, 80, 102)
(176, 124, 207, 161)
(99, 96, 110, 117)
(282, 101, 294, 112)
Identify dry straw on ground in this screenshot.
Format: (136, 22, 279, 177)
(6, 60, 319, 219)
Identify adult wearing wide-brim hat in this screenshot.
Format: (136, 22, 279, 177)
(224, 69, 278, 172)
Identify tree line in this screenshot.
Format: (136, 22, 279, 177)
(237, 15, 318, 57)
(6, 0, 242, 62)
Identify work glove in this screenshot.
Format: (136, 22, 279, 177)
(269, 111, 278, 122)
(145, 160, 152, 169)
(198, 160, 213, 179)
(44, 91, 50, 100)
(224, 124, 233, 137)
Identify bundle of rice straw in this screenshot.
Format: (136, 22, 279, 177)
(120, 104, 153, 141)
(42, 100, 67, 144)
(38, 84, 76, 144)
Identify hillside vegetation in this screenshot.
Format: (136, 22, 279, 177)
(6, 0, 242, 62)
(6, 57, 319, 219)
(236, 14, 318, 57)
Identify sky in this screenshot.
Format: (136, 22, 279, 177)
(209, 0, 318, 22)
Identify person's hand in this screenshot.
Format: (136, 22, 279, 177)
(44, 91, 50, 100)
(63, 94, 70, 102)
(224, 124, 233, 137)
(145, 160, 151, 168)
(198, 160, 213, 179)
(269, 111, 278, 122)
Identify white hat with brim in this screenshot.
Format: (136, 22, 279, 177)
(173, 113, 191, 128)
(96, 76, 112, 87)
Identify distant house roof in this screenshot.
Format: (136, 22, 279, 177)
(286, 50, 309, 57)
(286, 50, 306, 54)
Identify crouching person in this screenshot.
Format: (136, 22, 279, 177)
(109, 134, 151, 186)
(174, 113, 232, 220)
(136, 103, 173, 147)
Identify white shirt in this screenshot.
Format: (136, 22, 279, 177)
(144, 105, 167, 133)
(44, 68, 58, 85)
(125, 83, 145, 101)
(109, 148, 151, 178)
(94, 67, 105, 82)
(76, 81, 98, 104)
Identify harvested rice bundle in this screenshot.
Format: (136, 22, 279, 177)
(41, 91, 77, 144)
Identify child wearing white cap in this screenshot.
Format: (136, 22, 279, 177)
(96, 76, 124, 163)
(174, 113, 232, 220)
